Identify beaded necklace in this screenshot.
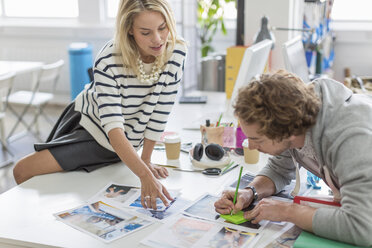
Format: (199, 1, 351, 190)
(137, 57, 162, 84)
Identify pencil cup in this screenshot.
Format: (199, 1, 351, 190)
(235, 127, 246, 148)
(223, 126, 235, 147)
(200, 125, 224, 146)
(242, 139, 259, 164)
(164, 134, 181, 160)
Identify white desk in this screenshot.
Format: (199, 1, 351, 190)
(0, 92, 271, 248)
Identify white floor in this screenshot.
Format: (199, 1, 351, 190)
(0, 104, 65, 194)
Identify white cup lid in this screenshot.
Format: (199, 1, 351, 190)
(164, 135, 181, 143)
(242, 138, 249, 148)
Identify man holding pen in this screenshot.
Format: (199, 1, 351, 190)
(214, 70, 372, 246)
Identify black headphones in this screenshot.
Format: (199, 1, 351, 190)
(193, 143, 225, 161)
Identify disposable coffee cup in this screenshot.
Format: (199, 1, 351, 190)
(164, 134, 181, 160)
(242, 139, 259, 164)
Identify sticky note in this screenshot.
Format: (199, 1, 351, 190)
(220, 210, 248, 225)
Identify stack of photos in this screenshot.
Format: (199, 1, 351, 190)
(55, 183, 273, 245)
(141, 215, 260, 248)
(54, 201, 152, 243)
(55, 182, 191, 243)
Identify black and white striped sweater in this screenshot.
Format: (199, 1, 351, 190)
(74, 40, 187, 152)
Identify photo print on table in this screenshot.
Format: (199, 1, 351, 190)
(89, 182, 139, 205)
(54, 201, 152, 243)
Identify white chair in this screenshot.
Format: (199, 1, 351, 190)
(0, 72, 15, 167)
(6, 60, 64, 140)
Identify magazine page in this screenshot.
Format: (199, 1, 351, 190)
(141, 214, 261, 248)
(182, 193, 266, 233)
(88, 182, 140, 206)
(54, 201, 153, 243)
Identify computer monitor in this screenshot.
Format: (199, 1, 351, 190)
(282, 36, 310, 83)
(226, 39, 273, 118)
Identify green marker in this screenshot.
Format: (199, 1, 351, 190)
(231, 166, 243, 215)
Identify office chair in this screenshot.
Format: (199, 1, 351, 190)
(6, 60, 64, 140)
(0, 72, 15, 167)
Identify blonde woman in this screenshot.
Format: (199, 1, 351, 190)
(14, 0, 187, 210)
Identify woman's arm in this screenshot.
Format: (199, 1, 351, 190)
(141, 138, 169, 178)
(108, 128, 173, 209)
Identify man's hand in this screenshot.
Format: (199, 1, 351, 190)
(214, 189, 254, 215)
(244, 198, 292, 223)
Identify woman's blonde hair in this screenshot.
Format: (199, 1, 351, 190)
(234, 70, 321, 141)
(114, 0, 183, 76)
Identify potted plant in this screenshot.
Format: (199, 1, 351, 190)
(197, 0, 235, 57)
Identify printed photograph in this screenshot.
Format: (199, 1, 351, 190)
(183, 194, 220, 221)
(207, 227, 258, 248)
(55, 201, 152, 243)
(89, 182, 139, 204)
(141, 215, 215, 248)
(126, 189, 180, 211)
(136, 197, 191, 221)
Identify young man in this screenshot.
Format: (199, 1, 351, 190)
(214, 71, 372, 246)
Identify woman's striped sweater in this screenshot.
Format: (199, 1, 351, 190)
(74, 40, 187, 152)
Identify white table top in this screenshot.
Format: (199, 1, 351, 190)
(0, 60, 43, 76)
(0, 92, 272, 248)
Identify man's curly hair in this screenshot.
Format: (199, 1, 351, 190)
(233, 70, 321, 141)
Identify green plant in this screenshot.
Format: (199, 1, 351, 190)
(197, 0, 235, 57)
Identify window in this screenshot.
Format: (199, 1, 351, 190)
(2, 0, 78, 18)
(332, 0, 372, 21)
(106, 0, 119, 19)
(223, 1, 236, 20)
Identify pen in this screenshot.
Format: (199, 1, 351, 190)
(231, 166, 243, 215)
(221, 161, 234, 174)
(155, 163, 178, 168)
(221, 163, 239, 175)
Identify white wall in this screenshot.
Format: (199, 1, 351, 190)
(0, 0, 197, 104)
(331, 22, 372, 81)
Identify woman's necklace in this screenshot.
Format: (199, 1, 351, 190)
(137, 57, 162, 84)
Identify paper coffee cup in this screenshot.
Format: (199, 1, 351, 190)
(164, 135, 181, 160)
(242, 139, 259, 164)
